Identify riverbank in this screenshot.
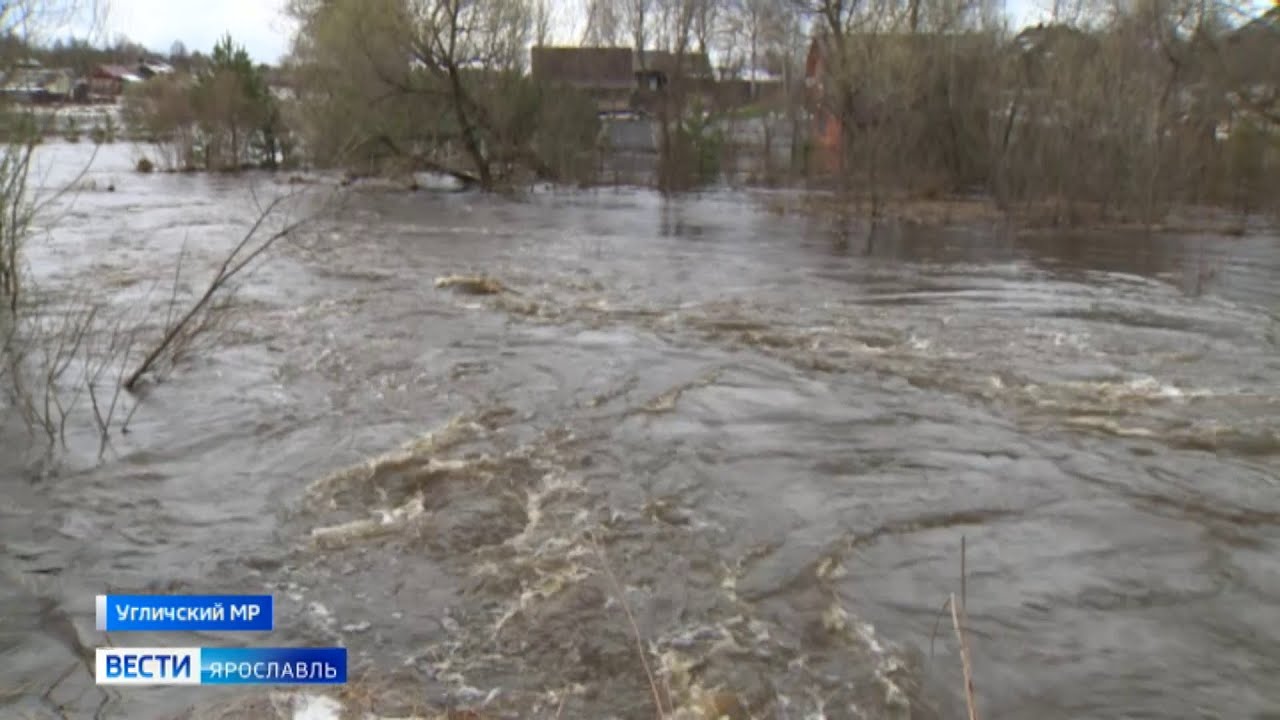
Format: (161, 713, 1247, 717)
(0, 103, 128, 144)
(115, 151, 1280, 237)
(115, 143, 1280, 236)
(755, 191, 1279, 235)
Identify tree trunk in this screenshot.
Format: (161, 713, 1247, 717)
(231, 123, 239, 170)
(446, 65, 494, 190)
(658, 95, 675, 192)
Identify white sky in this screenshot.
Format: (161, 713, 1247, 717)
(101, 0, 298, 62)
(93, 0, 1270, 64)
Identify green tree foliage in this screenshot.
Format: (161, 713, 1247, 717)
(196, 34, 281, 169)
(124, 34, 287, 171)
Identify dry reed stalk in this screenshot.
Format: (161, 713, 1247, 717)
(589, 534, 668, 719)
(928, 537, 981, 720)
(949, 593, 978, 720)
(953, 536, 978, 720)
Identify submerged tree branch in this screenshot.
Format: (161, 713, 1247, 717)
(123, 191, 320, 391)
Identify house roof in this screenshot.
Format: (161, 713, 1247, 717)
(532, 46, 635, 89)
(96, 65, 141, 81)
(637, 50, 714, 79)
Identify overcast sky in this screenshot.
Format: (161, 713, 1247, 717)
(101, 0, 297, 63)
(99, 0, 1043, 63)
(94, 0, 1265, 65)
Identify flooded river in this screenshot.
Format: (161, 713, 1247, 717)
(2, 143, 1279, 719)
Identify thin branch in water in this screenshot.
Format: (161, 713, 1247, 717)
(40, 662, 78, 705)
(123, 189, 322, 390)
(929, 595, 951, 659)
(164, 238, 188, 334)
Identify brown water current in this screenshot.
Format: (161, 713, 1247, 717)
(2, 143, 1279, 719)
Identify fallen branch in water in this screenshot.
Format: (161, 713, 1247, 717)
(123, 190, 319, 391)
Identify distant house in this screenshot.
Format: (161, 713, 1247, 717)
(804, 34, 925, 148)
(532, 45, 730, 116)
(630, 50, 718, 115)
(136, 60, 175, 79)
(634, 50, 715, 87)
(0, 65, 74, 104)
(531, 46, 637, 114)
(36, 69, 74, 103)
(90, 65, 142, 99)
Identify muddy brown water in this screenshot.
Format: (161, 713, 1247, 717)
(2, 143, 1279, 719)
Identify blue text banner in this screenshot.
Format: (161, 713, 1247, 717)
(96, 594, 273, 632)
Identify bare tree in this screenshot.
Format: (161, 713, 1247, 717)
(0, 0, 103, 313)
(2, 0, 107, 329)
(630, 0, 657, 64)
(0, 0, 164, 468)
(0, 139, 34, 315)
(691, 0, 723, 55)
(583, 0, 627, 44)
(169, 39, 189, 64)
(724, 0, 789, 91)
(289, 0, 572, 188)
(533, 0, 555, 45)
